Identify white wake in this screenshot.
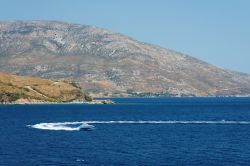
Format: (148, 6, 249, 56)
(27, 120, 250, 131)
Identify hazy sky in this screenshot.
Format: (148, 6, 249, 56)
(0, 0, 249, 73)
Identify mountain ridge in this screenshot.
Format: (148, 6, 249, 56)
(0, 20, 250, 97)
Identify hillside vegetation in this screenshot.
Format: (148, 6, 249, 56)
(0, 21, 250, 96)
(0, 72, 83, 103)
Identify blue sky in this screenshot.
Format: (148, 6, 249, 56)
(0, 0, 249, 73)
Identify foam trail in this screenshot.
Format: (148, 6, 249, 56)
(27, 120, 250, 131)
(80, 120, 250, 124)
(29, 123, 81, 131)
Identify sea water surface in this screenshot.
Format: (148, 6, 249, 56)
(1, 97, 250, 165)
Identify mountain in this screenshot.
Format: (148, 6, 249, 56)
(0, 72, 83, 103)
(0, 20, 250, 97)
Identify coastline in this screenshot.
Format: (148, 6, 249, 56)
(1, 96, 250, 105)
(0, 99, 115, 105)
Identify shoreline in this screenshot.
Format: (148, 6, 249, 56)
(1, 96, 250, 105)
(0, 99, 115, 105)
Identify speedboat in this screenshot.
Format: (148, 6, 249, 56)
(79, 123, 95, 131)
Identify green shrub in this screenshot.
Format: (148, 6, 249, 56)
(126, 89, 135, 94)
(71, 81, 79, 88)
(84, 94, 93, 102)
(0, 93, 22, 103)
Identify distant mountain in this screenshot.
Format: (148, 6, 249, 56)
(0, 20, 250, 97)
(0, 72, 82, 103)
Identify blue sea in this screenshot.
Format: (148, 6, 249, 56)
(1, 97, 250, 165)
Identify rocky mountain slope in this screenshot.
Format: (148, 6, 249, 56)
(0, 20, 250, 96)
(0, 72, 83, 103)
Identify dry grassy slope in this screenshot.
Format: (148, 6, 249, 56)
(0, 72, 83, 103)
(0, 20, 250, 97)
